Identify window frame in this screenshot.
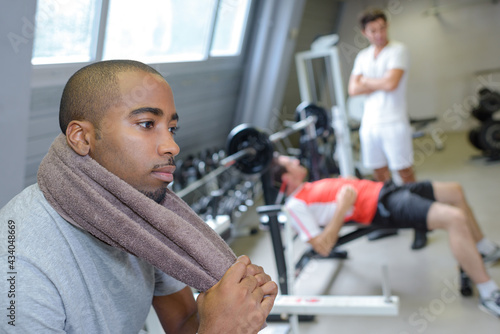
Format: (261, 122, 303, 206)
(31, 0, 254, 87)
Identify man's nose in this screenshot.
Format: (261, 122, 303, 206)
(158, 132, 180, 157)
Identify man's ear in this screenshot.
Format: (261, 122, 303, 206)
(65, 120, 95, 156)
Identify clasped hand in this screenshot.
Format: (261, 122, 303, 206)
(196, 255, 278, 334)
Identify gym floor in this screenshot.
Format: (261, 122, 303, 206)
(230, 131, 500, 334)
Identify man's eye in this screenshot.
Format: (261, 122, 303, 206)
(169, 126, 179, 135)
(139, 121, 154, 129)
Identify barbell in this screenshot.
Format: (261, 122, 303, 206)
(175, 103, 331, 199)
(221, 103, 329, 175)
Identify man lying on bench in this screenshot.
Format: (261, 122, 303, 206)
(271, 155, 500, 317)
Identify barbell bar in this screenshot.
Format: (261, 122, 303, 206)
(269, 116, 318, 142)
(220, 147, 257, 167)
(224, 114, 318, 175)
(175, 104, 327, 198)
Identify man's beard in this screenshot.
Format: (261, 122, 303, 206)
(144, 157, 175, 203)
(142, 186, 168, 204)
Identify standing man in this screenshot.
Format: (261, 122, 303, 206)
(348, 9, 425, 248)
(348, 8, 414, 183)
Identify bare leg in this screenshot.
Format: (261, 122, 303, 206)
(373, 166, 391, 182)
(427, 202, 489, 284)
(432, 182, 484, 242)
(397, 166, 416, 183)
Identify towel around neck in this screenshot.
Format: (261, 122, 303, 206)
(38, 134, 236, 292)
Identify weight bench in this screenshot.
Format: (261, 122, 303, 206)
(257, 204, 473, 326)
(257, 204, 394, 295)
(347, 96, 444, 151)
(348, 117, 443, 149)
(257, 204, 399, 334)
(410, 117, 444, 150)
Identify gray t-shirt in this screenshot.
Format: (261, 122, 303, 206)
(0, 184, 186, 333)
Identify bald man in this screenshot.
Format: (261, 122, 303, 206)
(0, 60, 277, 333)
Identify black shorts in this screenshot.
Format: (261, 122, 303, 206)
(372, 181, 435, 231)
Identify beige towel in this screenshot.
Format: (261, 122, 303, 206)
(38, 134, 236, 291)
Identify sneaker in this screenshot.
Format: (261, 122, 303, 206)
(411, 229, 428, 250)
(479, 290, 500, 317)
(482, 246, 500, 264)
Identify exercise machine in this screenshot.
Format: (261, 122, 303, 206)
(257, 204, 399, 330)
(295, 34, 356, 179)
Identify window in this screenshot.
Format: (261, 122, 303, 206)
(32, 0, 252, 65)
(104, 0, 215, 63)
(32, 0, 100, 65)
(211, 0, 251, 57)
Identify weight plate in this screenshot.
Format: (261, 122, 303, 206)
(479, 121, 500, 152)
(226, 124, 274, 175)
(480, 92, 500, 113)
(295, 102, 332, 137)
(478, 87, 491, 97)
(468, 127, 483, 150)
(471, 107, 492, 122)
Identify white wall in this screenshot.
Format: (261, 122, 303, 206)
(337, 0, 500, 132)
(0, 0, 37, 207)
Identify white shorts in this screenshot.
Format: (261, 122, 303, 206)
(359, 122, 413, 170)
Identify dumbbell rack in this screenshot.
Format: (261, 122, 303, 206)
(173, 158, 263, 242)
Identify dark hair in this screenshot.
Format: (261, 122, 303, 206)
(359, 8, 387, 30)
(269, 154, 287, 189)
(59, 59, 163, 135)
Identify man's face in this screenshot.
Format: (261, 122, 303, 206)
(279, 156, 308, 182)
(89, 70, 180, 203)
(363, 18, 388, 48)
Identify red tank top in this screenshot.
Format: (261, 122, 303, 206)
(293, 178, 383, 224)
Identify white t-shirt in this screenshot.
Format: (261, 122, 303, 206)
(351, 41, 409, 125)
(0, 184, 186, 334)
